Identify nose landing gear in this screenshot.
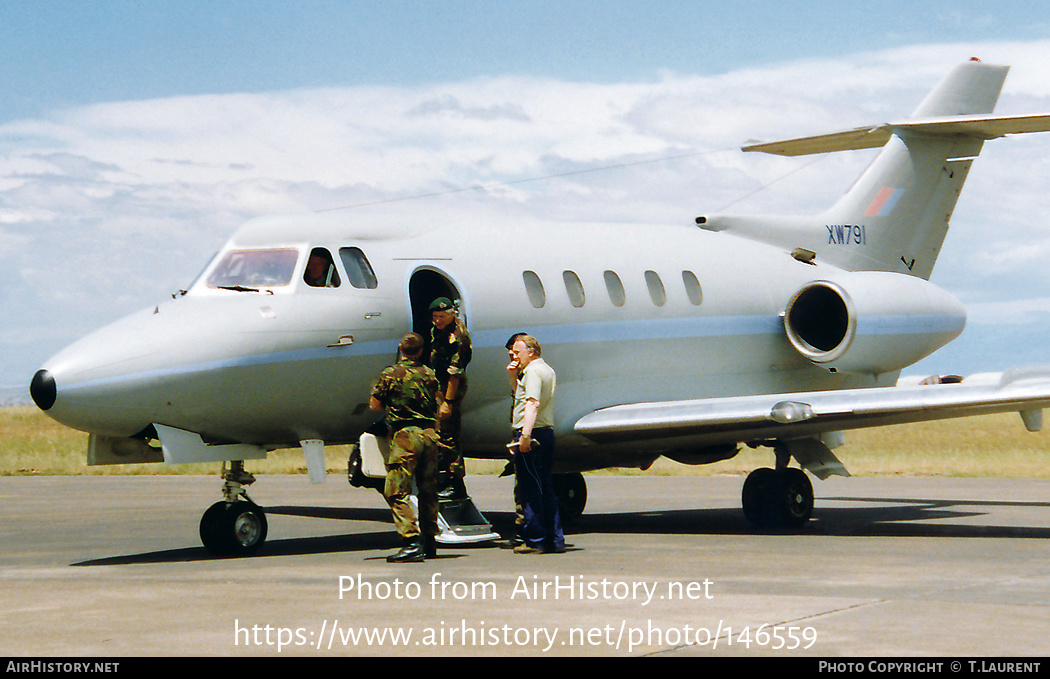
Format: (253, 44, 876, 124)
(199, 461, 268, 555)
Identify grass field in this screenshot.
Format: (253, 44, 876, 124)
(1, 405, 1048, 478)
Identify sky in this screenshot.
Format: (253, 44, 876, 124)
(3, 1, 1050, 397)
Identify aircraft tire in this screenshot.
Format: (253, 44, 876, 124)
(199, 501, 228, 554)
(199, 500, 268, 555)
(741, 467, 777, 526)
(767, 468, 813, 529)
(742, 467, 813, 529)
(553, 472, 587, 523)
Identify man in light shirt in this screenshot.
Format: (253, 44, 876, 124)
(507, 335, 564, 554)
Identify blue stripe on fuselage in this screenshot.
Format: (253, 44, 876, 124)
(58, 312, 962, 393)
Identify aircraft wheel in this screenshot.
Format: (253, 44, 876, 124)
(741, 467, 777, 526)
(772, 468, 814, 528)
(742, 468, 813, 529)
(199, 501, 268, 555)
(199, 501, 228, 554)
(553, 472, 587, 522)
(223, 501, 268, 554)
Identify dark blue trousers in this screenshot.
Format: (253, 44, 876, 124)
(514, 428, 564, 550)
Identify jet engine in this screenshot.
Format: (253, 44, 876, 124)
(783, 271, 966, 375)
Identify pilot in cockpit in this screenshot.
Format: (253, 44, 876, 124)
(304, 249, 340, 288)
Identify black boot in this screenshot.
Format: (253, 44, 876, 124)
(437, 476, 468, 500)
(424, 534, 437, 559)
(387, 537, 425, 563)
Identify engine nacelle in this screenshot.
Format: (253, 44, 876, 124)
(783, 272, 966, 375)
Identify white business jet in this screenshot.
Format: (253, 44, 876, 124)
(29, 58, 1050, 554)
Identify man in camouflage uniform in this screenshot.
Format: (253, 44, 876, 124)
(369, 332, 441, 563)
(428, 297, 472, 499)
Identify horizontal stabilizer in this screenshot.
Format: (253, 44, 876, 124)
(574, 366, 1050, 446)
(743, 113, 1050, 157)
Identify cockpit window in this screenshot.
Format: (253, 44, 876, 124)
(304, 247, 341, 288)
(339, 247, 378, 289)
(206, 249, 299, 289)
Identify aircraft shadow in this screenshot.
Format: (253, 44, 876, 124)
(71, 530, 401, 566)
(71, 494, 1050, 566)
(70, 504, 485, 567)
(569, 495, 1050, 540)
(265, 504, 391, 523)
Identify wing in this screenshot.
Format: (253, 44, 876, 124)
(574, 366, 1050, 476)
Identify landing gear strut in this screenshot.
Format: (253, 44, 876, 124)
(199, 460, 268, 555)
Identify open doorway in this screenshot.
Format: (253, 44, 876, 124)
(408, 268, 465, 354)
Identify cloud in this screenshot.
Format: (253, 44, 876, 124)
(407, 94, 532, 122)
(4, 40, 1050, 386)
(968, 298, 1050, 324)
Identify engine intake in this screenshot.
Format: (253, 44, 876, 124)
(785, 281, 853, 358)
(783, 272, 965, 375)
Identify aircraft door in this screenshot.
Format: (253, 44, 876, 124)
(408, 268, 466, 350)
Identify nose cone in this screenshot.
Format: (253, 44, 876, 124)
(29, 303, 169, 436)
(30, 369, 57, 411)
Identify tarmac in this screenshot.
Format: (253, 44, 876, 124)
(1, 473, 1049, 658)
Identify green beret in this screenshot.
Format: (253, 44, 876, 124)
(429, 297, 455, 312)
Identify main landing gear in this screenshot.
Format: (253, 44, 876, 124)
(553, 472, 587, 522)
(741, 443, 814, 529)
(199, 460, 268, 555)
(741, 467, 813, 528)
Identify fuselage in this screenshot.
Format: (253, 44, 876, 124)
(33, 209, 963, 471)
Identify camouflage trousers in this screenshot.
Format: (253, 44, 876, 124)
(384, 426, 440, 539)
(436, 380, 467, 485)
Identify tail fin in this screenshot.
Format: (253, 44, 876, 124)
(701, 60, 1050, 280)
(817, 60, 1006, 279)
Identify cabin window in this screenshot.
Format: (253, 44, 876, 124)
(304, 247, 341, 288)
(645, 270, 666, 306)
(206, 248, 299, 289)
(339, 247, 378, 289)
(522, 271, 546, 308)
(682, 270, 703, 305)
(603, 270, 625, 307)
(563, 271, 585, 308)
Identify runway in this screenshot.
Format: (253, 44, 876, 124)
(2, 473, 1049, 657)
